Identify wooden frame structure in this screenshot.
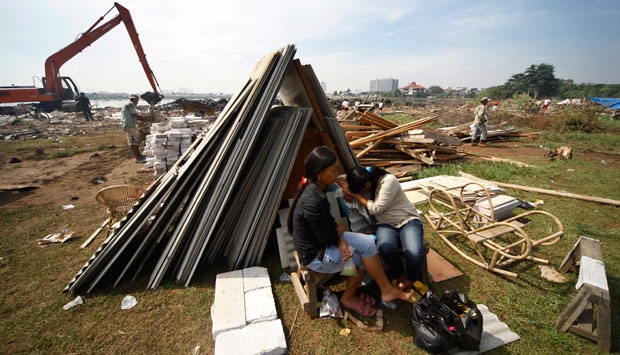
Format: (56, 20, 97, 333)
(290, 251, 335, 318)
(556, 237, 611, 352)
(425, 182, 563, 277)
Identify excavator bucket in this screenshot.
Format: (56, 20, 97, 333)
(141, 92, 163, 106)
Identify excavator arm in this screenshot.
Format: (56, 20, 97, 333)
(44, 2, 163, 104)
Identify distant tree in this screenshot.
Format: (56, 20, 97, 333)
(427, 86, 444, 96)
(504, 63, 560, 99)
(390, 89, 404, 97)
(481, 85, 509, 100)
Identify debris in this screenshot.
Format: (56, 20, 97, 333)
(91, 177, 106, 184)
(121, 295, 137, 310)
(37, 225, 75, 245)
(545, 146, 572, 160)
(62, 204, 75, 210)
(339, 328, 351, 336)
(62, 295, 84, 310)
(279, 272, 291, 283)
(8, 157, 21, 163)
(319, 288, 340, 319)
(539, 265, 568, 283)
(516, 199, 535, 210)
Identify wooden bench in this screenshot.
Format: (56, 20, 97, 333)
(556, 236, 611, 352)
(290, 250, 336, 318)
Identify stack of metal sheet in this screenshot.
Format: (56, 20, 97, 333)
(65, 44, 357, 294)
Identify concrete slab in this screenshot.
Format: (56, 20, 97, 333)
(243, 266, 271, 292)
(214, 319, 287, 355)
(211, 270, 245, 338)
(245, 286, 277, 324)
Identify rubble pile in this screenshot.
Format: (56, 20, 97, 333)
(339, 110, 463, 176)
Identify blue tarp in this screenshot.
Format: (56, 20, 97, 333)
(589, 97, 620, 110)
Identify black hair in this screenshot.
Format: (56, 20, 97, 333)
(346, 165, 388, 200)
(287, 146, 337, 233)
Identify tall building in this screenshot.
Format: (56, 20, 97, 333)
(320, 82, 327, 92)
(370, 78, 399, 92)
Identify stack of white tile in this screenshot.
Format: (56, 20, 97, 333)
(143, 118, 210, 177)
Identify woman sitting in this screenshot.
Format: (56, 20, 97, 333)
(288, 146, 414, 317)
(345, 166, 425, 289)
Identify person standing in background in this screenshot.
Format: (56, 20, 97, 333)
(471, 97, 489, 147)
(76, 92, 93, 121)
(121, 94, 150, 163)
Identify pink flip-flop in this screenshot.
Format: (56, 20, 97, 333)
(343, 299, 376, 317)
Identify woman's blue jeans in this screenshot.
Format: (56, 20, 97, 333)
(376, 219, 424, 283)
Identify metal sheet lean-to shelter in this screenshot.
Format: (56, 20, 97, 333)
(64, 44, 358, 294)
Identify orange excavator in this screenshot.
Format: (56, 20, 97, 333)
(0, 2, 163, 111)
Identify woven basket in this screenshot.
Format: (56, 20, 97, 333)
(95, 185, 144, 219)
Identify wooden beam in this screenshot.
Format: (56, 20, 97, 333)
(461, 173, 620, 207)
(356, 139, 384, 159)
(395, 145, 434, 165)
(349, 116, 437, 148)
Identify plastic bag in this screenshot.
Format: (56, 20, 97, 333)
(410, 291, 483, 353)
(340, 246, 357, 277)
(319, 288, 340, 318)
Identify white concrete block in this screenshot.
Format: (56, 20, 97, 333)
(245, 286, 277, 324)
(214, 319, 287, 355)
(242, 267, 271, 292)
(211, 270, 246, 338)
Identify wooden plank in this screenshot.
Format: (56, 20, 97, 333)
(419, 129, 462, 145)
(356, 139, 384, 159)
(384, 137, 436, 144)
(469, 220, 526, 243)
(79, 218, 110, 249)
(461, 173, 620, 207)
(357, 110, 398, 129)
(426, 248, 463, 282)
(349, 116, 437, 148)
(340, 124, 377, 131)
(394, 144, 434, 165)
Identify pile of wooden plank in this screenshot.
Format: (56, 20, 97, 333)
(340, 110, 463, 176)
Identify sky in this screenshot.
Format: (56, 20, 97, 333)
(1, 0, 619, 95)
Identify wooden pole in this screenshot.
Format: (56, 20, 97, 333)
(461, 173, 620, 207)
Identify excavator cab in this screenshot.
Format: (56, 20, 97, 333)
(36, 76, 81, 111)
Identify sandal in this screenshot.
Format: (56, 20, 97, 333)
(342, 299, 376, 317)
(357, 291, 376, 306)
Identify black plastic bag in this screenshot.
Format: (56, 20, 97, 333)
(439, 290, 484, 351)
(411, 291, 483, 353)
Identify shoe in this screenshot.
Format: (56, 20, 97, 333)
(135, 157, 146, 163)
(357, 291, 376, 306)
(407, 291, 422, 304)
(413, 281, 428, 296)
(471, 141, 478, 146)
(342, 299, 376, 317)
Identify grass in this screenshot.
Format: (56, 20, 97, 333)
(0, 112, 619, 354)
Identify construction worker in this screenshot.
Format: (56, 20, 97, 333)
(121, 94, 150, 163)
(471, 97, 489, 147)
